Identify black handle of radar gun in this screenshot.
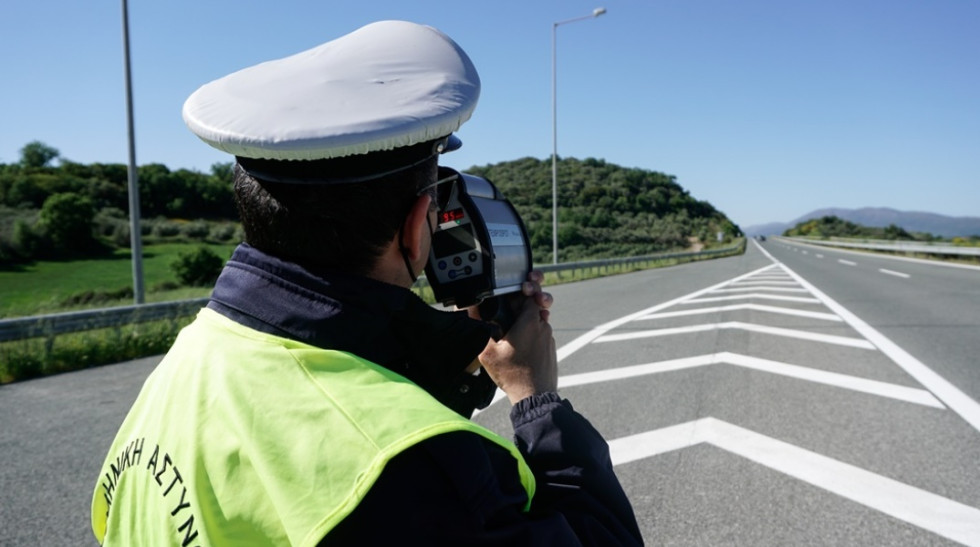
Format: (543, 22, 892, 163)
(477, 292, 525, 341)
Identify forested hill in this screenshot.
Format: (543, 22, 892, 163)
(463, 157, 740, 263)
(0, 140, 739, 266)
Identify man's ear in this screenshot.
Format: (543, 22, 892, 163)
(401, 194, 432, 262)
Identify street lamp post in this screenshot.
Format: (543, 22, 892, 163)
(552, 7, 606, 264)
(121, 0, 144, 304)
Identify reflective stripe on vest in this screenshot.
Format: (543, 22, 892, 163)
(92, 308, 535, 546)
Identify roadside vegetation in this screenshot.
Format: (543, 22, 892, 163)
(781, 215, 980, 266)
(783, 215, 980, 245)
(1, 140, 743, 383)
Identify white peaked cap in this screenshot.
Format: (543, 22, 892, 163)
(182, 20, 480, 163)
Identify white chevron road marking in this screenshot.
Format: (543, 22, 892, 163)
(554, 264, 782, 363)
(608, 418, 980, 547)
(683, 293, 821, 304)
(557, 352, 943, 408)
(710, 286, 809, 293)
(594, 321, 877, 349)
(728, 280, 799, 286)
(638, 303, 841, 322)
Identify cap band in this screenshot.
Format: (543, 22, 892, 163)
(238, 136, 451, 185)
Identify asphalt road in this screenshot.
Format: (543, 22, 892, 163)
(3, 242, 978, 545)
(475, 240, 980, 545)
(0, 353, 160, 546)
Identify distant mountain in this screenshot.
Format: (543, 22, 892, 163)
(744, 207, 980, 238)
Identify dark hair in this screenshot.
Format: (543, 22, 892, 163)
(233, 156, 437, 276)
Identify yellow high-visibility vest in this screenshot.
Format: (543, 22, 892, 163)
(92, 308, 534, 546)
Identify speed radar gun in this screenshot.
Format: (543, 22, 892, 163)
(424, 167, 532, 335)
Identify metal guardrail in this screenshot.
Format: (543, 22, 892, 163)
(535, 244, 742, 276)
(784, 237, 980, 256)
(0, 242, 744, 344)
(0, 298, 210, 344)
(410, 243, 744, 288)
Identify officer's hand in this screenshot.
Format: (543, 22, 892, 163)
(477, 271, 557, 405)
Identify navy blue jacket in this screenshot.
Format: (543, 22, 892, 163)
(208, 244, 643, 546)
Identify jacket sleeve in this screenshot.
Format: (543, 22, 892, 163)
(511, 392, 643, 545)
(320, 393, 643, 546)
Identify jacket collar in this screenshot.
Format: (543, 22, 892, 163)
(207, 244, 496, 413)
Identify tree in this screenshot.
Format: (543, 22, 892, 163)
(171, 246, 224, 286)
(37, 192, 96, 253)
(210, 162, 233, 184)
(883, 224, 911, 240)
(20, 141, 60, 169)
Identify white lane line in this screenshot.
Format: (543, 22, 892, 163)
(594, 322, 876, 349)
(838, 259, 857, 266)
(816, 254, 824, 258)
(684, 293, 821, 304)
(879, 268, 911, 279)
(558, 353, 943, 407)
(608, 418, 980, 546)
(757, 243, 778, 260)
(774, 237, 980, 271)
(779, 263, 980, 434)
(729, 281, 799, 286)
(711, 287, 809, 294)
(638, 304, 842, 322)
(554, 264, 782, 363)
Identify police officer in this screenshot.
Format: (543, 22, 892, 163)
(92, 20, 642, 546)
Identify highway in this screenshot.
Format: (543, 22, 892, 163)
(475, 240, 980, 545)
(2, 241, 979, 545)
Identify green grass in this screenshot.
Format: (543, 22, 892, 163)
(0, 242, 236, 318)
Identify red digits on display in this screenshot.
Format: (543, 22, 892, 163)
(440, 208, 465, 224)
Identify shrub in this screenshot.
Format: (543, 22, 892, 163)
(151, 218, 181, 238)
(0, 343, 45, 383)
(11, 219, 41, 258)
(171, 246, 223, 286)
(208, 223, 238, 242)
(181, 220, 210, 239)
(0, 319, 188, 384)
(110, 222, 131, 247)
(93, 207, 128, 238)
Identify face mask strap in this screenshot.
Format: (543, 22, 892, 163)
(399, 198, 437, 285)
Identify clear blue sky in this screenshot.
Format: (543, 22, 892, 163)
(2, 0, 977, 228)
